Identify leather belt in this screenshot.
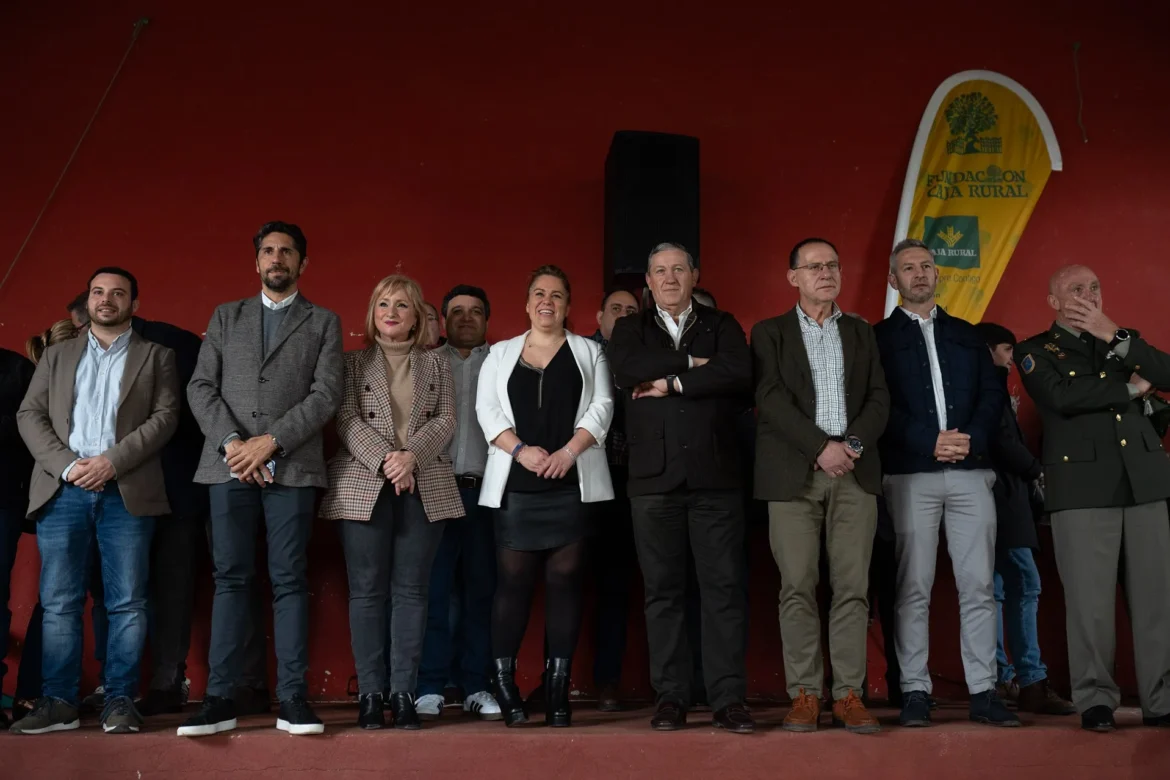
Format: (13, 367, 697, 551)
(455, 475, 482, 490)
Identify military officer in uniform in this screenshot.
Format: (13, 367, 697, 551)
(1015, 264, 1170, 732)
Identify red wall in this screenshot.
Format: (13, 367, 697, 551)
(2, 0, 1168, 702)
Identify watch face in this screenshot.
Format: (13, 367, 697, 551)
(847, 439, 863, 454)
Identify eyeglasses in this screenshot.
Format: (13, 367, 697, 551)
(793, 261, 841, 274)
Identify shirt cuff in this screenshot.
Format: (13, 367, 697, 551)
(687, 355, 694, 369)
(221, 432, 241, 452)
(62, 460, 78, 480)
(1127, 383, 1140, 399)
(674, 377, 684, 394)
(1115, 339, 1131, 358)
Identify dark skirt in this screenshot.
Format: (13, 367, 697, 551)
(494, 487, 591, 551)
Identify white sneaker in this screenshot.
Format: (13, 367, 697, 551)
(464, 691, 503, 721)
(415, 693, 445, 721)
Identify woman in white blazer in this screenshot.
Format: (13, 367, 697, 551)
(475, 264, 613, 729)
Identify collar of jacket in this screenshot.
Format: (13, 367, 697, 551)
(651, 301, 706, 341)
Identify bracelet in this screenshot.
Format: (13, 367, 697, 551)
(510, 442, 526, 460)
(562, 447, 578, 461)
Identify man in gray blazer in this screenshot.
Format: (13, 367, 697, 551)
(179, 221, 343, 737)
(12, 267, 178, 736)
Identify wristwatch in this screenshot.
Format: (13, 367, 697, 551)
(665, 374, 680, 395)
(845, 436, 864, 456)
(1109, 329, 1131, 348)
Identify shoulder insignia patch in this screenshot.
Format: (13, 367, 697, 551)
(1021, 354, 1036, 374)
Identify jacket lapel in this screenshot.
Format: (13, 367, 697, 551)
(407, 348, 433, 436)
(839, 313, 857, 390)
(779, 309, 812, 386)
(239, 296, 264, 369)
(117, 332, 150, 409)
(494, 335, 523, 425)
(54, 335, 88, 428)
(361, 347, 397, 440)
(566, 332, 592, 422)
(261, 295, 312, 369)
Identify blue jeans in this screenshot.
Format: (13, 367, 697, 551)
(415, 487, 496, 698)
(37, 484, 155, 704)
(994, 547, 1047, 687)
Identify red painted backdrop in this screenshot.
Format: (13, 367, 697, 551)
(1, 0, 1167, 702)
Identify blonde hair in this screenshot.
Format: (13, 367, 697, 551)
(364, 274, 428, 347)
(27, 319, 80, 365)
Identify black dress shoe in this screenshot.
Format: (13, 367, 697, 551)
(389, 692, 421, 730)
(596, 683, 622, 713)
(138, 687, 186, 716)
(358, 693, 385, 729)
(1081, 705, 1116, 732)
(713, 702, 755, 734)
(650, 701, 687, 731)
(1143, 712, 1170, 727)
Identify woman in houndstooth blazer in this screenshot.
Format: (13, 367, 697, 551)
(320, 275, 463, 731)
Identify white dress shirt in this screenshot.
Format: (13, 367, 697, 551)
(64, 327, 133, 478)
(261, 289, 299, 310)
(901, 305, 947, 430)
(656, 301, 695, 385)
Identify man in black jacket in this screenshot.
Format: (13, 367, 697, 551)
(607, 242, 754, 734)
(976, 322, 1074, 717)
(0, 347, 35, 728)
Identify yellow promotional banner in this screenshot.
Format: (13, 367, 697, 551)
(884, 71, 1062, 322)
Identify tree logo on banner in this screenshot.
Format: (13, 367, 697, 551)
(945, 92, 1002, 155)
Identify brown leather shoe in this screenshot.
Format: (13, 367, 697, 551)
(995, 680, 1019, 705)
(782, 689, 821, 733)
(1017, 680, 1075, 715)
(832, 690, 881, 734)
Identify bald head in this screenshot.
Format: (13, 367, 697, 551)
(1047, 264, 1102, 323)
(1048, 264, 1095, 296)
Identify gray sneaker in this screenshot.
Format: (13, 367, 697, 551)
(102, 696, 145, 734)
(9, 697, 80, 735)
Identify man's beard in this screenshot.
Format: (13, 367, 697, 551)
(900, 287, 934, 305)
(265, 268, 295, 292)
(89, 307, 131, 327)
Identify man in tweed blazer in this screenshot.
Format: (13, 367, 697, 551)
(180, 222, 343, 738)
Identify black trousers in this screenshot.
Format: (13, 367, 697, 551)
(146, 511, 203, 691)
(631, 487, 747, 712)
(591, 488, 636, 688)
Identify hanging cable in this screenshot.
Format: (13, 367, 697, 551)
(1072, 41, 1089, 143)
(0, 17, 151, 296)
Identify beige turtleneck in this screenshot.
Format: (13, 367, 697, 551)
(375, 337, 414, 449)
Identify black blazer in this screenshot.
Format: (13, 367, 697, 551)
(989, 368, 1041, 552)
(607, 302, 752, 497)
(874, 307, 1004, 475)
(751, 308, 889, 501)
(0, 347, 35, 516)
(133, 317, 209, 518)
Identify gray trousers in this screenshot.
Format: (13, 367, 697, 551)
(768, 472, 877, 700)
(206, 482, 316, 701)
(885, 469, 998, 695)
(1051, 502, 1170, 716)
(338, 486, 445, 695)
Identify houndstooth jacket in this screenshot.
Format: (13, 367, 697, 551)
(320, 345, 464, 523)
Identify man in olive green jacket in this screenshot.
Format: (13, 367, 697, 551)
(1015, 264, 1170, 732)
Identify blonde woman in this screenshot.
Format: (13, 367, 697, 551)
(26, 319, 79, 365)
(476, 264, 614, 727)
(321, 275, 463, 730)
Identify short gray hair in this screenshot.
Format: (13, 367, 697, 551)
(647, 242, 696, 272)
(889, 238, 934, 271)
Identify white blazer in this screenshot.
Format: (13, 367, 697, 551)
(475, 331, 614, 508)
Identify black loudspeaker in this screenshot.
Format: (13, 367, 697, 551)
(604, 131, 700, 286)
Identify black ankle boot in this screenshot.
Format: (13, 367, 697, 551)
(389, 692, 421, 730)
(358, 693, 385, 729)
(491, 657, 528, 727)
(545, 658, 572, 727)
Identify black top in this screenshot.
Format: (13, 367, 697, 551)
(506, 341, 582, 493)
(0, 347, 35, 516)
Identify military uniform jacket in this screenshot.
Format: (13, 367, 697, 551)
(1015, 322, 1170, 512)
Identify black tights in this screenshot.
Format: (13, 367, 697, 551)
(491, 540, 587, 660)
